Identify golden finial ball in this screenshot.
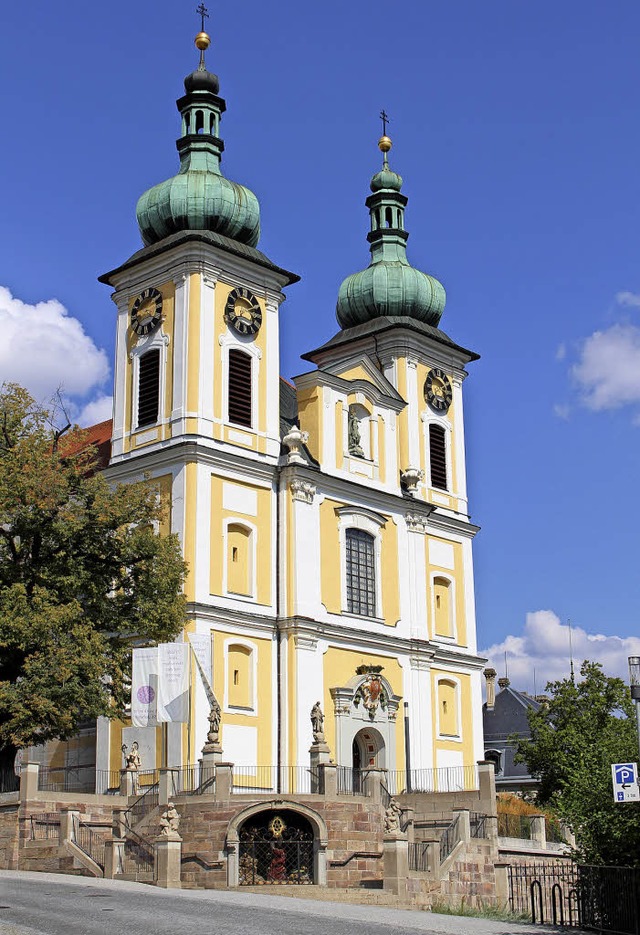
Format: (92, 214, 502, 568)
(195, 31, 211, 51)
(378, 135, 392, 153)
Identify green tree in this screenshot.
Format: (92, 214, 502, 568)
(0, 384, 186, 767)
(518, 660, 640, 866)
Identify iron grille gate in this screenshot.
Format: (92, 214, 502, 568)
(509, 861, 580, 927)
(238, 810, 314, 885)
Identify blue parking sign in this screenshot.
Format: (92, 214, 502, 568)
(612, 763, 640, 802)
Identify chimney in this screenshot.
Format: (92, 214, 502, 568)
(498, 676, 510, 691)
(484, 668, 497, 710)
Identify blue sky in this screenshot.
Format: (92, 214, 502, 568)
(1, 1, 640, 687)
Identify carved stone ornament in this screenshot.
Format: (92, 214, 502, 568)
(122, 741, 141, 772)
(384, 798, 403, 834)
(348, 407, 365, 458)
(400, 466, 424, 495)
(282, 424, 309, 464)
(405, 512, 428, 534)
(353, 669, 388, 720)
(159, 802, 181, 837)
(290, 479, 316, 504)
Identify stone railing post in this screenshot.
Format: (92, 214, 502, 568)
(476, 760, 497, 810)
(120, 769, 138, 797)
(19, 763, 39, 803)
(214, 763, 234, 800)
(154, 833, 182, 888)
(59, 808, 80, 843)
(424, 836, 440, 880)
(364, 767, 387, 803)
(485, 815, 499, 847)
(494, 861, 510, 908)
(383, 832, 408, 896)
(320, 763, 337, 798)
(158, 768, 178, 806)
(104, 838, 125, 878)
(452, 807, 471, 843)
(530, 814, 546, 848)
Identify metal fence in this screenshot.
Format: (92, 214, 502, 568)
(439, 813, 461, 863)
(470, 812, 488, 839)
(123, 782, 159, 829)
(408, 842, 430, 872)
(170, 765, 216, 796)
(498, 813, 532, 839)
(508, 860, 580, 927)
(0, 768, 20, 794)
(385, 765, 479, 795)
(72, 815, 107, 871)
(36, 766, 121, 794)
(579, 865, 640, 935)
(546, 817, 566, 844)
(336, 766, 371, 797)
(29, 813, 60, 841)
(231, 766, 322, 795)
(122, 827, 154, 880)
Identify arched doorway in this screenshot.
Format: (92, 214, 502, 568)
(352, 727, 385, 792)
(238, 808, 315, 885)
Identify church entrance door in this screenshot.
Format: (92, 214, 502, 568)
(352, 727, 385, 793)
(238, 809, 314, 885)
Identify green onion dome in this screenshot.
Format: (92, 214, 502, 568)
(336, 139, 445, 329)
(136, 33, 260, 249)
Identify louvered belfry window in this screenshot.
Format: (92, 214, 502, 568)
(346, 529, 376, 617)
(228, 349, 252, 427)
(429, 424, 448, 490)
(137, 349, 160, 427)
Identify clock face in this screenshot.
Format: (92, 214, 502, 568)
(424, 368, 453, 413)
(131, 288, 163, 336)
(224, 287, 262, 336)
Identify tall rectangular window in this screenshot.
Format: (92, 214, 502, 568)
(346, 529, 376, 617)
(137, 349, 160, 427)
(228, 349, 252, 427)
(429, 424, 448, 490)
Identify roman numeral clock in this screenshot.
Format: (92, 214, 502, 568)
(131, 287, 163, 336)
(224, 287, 262, 336)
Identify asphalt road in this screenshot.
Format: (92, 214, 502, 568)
(0, 872, 562, 935)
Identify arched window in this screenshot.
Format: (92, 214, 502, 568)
(345, 528, 376, 616)
(429, 423, 448, 490)
(228, 349, 252, 427)
(437, 679, 459, 737)
(227, 644, 253, 708)
(137, 349, 160, 427)
(434, 576, 453, 638)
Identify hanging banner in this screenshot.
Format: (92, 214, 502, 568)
(131, 647, 159, 728)
(157, 642, 189, 723)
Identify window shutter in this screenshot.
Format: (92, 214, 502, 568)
(137, 349, 160, 427)
(228, 349, 252, 427)
(429, 424, 448, 490)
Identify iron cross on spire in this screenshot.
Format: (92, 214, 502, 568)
(380, 110, 390, 136)
(197, 3, 209, 31)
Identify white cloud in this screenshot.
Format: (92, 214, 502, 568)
(0, 285, 109, 401)
(76, 395, 113, 427)
(553, 403, 570, 421)
(481, 611, 640, 693)
(571, 323, 640, 411)
(616, 291, 640, 308)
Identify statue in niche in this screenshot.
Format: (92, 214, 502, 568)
(310, 701, 325, 743)
(348, 407, 365, 458)
(159, 802, 181, 836)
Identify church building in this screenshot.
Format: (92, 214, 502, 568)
(72, 16, 485, 792)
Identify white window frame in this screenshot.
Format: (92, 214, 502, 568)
(422, 412, 453, 494)
(223, 637, 258, 715)
(222, 518, 258, 601)
(435, 675, 462, 742)
(336, 507, 386, 620)
(219, 333, 262, 432)
(130, 329, 170, 432)
(430, 572, 457, 642)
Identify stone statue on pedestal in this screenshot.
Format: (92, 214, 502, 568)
(160, 802, 181, 837)
(310, 701, 325, 743)
(384, 798, 403, 834)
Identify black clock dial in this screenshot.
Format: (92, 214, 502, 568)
(424, 368, 453, 413)
(224, 287, 262, 336)
(131, 288, 163, 336)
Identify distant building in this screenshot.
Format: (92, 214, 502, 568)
(482, 669, 541, 793)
